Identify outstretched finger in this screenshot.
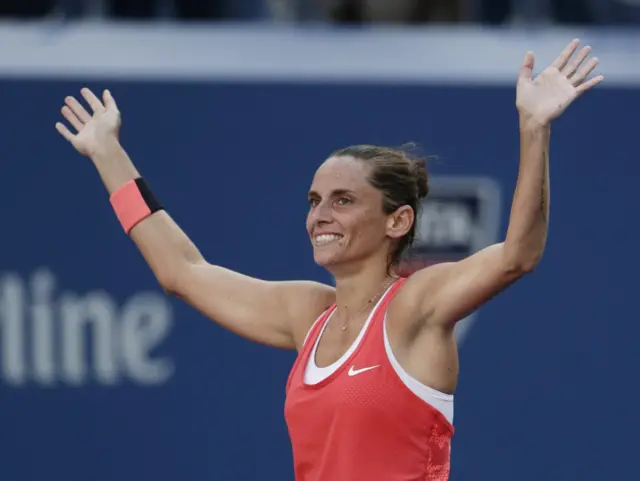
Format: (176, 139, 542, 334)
(576, 75, 604, 95)
(61, 106, 84, 132)
(563, 45, 591, 78)
(55, 122, 75, 143)
(572, 57, 600, 86)
(519, 51, 535, 80)
(65, 96, 91, 123)
(551, 38, 580, 71)
(81, 88, 105, 113)
(102, 89, 119, 111)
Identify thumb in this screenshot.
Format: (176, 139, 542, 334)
(519, 51, 535, 80)
(103, 89, 119, 111)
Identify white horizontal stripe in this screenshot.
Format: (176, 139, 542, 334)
(0, 22, 635, 85)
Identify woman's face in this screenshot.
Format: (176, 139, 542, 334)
(306, 156, 393, 271)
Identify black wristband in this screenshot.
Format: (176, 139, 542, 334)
(134, 177, 164, 214)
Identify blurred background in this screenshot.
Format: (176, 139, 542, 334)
(0, 1, 638, 481)
(6, 0, 640, 23)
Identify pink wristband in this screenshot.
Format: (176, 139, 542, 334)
(109, 179, 162, 234)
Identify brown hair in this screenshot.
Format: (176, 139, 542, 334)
(330, 144, 429, 268)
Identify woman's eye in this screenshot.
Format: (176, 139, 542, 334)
(336, 198, 352, 206)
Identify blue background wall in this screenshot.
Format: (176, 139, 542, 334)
(0, 78, 637, 481)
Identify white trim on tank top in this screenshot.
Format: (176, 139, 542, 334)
(302, 283, 454, 424)
(382, 314, 454, 424)
(303, 282, 394, 385)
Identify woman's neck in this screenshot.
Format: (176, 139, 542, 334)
(333, 263, 397, 323)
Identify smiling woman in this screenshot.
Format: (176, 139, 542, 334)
(54, 38, 603, 481)
(307, 145, 429, 271)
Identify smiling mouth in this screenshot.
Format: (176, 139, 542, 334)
(314, 234, 343, 246)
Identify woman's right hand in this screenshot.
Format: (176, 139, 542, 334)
(56, 88, 122, 159)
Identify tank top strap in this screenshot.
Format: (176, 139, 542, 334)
(363, 276, 407, 347)
(382, 277, 407, 310)
(372, 277, 407, 322)
(286, 304, 335, 393)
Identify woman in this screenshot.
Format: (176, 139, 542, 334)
(56, 39, 602, 481)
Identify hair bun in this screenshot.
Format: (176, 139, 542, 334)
(411, 158, 429, 199)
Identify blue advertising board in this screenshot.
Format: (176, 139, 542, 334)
(0, 25, 638, 481)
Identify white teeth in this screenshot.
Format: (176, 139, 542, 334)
(315, 234, 342, 245)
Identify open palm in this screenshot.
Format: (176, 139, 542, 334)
(516, 39, 604, 126)
(56, 88, 121, 158)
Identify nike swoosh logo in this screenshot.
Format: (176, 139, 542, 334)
(348, 365, 381, 376)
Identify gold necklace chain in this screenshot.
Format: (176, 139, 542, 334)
(339, 276, 397, 332)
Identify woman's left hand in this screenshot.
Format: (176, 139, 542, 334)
(516, 39, 604, 128)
